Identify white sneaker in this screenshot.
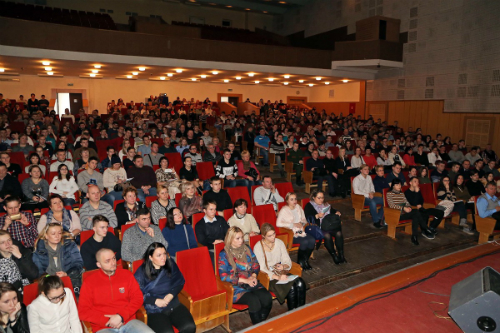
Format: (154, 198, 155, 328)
(462, 227, 474, 235)
(459, 218, 468, 227)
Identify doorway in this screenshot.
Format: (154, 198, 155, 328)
(228, 97, 239, 106)
(69, 93, 83, 114)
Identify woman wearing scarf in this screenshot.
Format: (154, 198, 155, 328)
(115, 187, 147, 228)
(37, 194, 81, 240)
(304, 190, 346, 265)
(134, 242, 196, 333)
(218, 227, 272, 325)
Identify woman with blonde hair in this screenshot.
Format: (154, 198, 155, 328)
(253, 223, 307, 311)
(218, 226, 272, 325)
(276, 193, 315, 270)
(178, 182, 203, 223)
(119, 139, 131, 160)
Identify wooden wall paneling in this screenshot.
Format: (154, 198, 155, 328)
(412, 101, 423, 131)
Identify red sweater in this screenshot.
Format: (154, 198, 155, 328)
(78, 268, 144, 332)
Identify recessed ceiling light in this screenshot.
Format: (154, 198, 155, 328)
(245, 8, 251, 10)
(255, 80, 260, 84)
(94, 65, 101, 69)
(200, 75, 207, 78)
(284, 75, 290, 79)
(226, 5, 232, 8)
(160, 77, 166, 80)
(44, 67, 52, 71)
(91, 69, 99, 73)
(42, 61, 50, 66)
(90, 73, 96, 77)
(138, 67, 146, 71)
(127, 75, 133, 79)
(47, 72, 54, 75)
(316, 77, 322, 80)
(132, 72, 138, 75)
(188, 0, 196, 2)
(308, 83, 314, 87)
(279, 1, 286, 3)
(248, 73, 254, 77)
(191, 78, 197, 81)
(212, 71, 219, 75)
(325, 82, 330, 85)
(176, 69, 183, 73)
(0, 69, 4, 73)
(167, 73, 173, 77)
(268, 78, 274, 81)
(263, 11, 268, 13)
(298, 80, 304, 83)
(208, 2, 216, 5)
(283, 82, 289, 85)
(235, 76, 241, 80)
(224, 79, 229, 83)
(342, 79, 349, 83)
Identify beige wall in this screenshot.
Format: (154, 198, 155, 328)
(44, 0, 274, 31)
(308, 82, 360, 102)
(1, 75, 310, 112)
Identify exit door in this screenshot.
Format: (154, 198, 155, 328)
(69, 93, 83, 114)
(228, 97, 239, 106)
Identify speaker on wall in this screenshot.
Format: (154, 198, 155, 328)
(448, 266, 500, 332)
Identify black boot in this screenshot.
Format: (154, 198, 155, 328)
(296, 175, 304, 186)
(338, 250, 347, 264)
(297, 249, 309, 270)
(304, 248, 313, 270)
(249, 311, 261, 325)
(411, 235, 419, 246)
(259, 305, 272, 322)
(315, 239, 323, 251)
(323, 236, 340, 265)
(286, 285, 298, 311)
(295, 278, 307, 307)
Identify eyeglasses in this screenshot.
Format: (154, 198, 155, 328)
(47, 290, 66, 303)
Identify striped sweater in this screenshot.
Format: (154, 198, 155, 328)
(386, 190, 411, 210)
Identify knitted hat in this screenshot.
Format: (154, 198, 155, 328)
(111, 154, 121, 165)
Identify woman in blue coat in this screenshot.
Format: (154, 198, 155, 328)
(134, 242, 195, 333)
(32, 223, 84, 292)
(161, 208, 197, 259)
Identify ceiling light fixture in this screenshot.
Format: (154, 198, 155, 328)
(255, 80, 260, 84)
(325, 82, 330, 85)
(0, 69, 4, 73)
(284, 75, 290, 79)
(44, 67, 52, 71)
(283, 82, 289, 85)
(42, 61, 50, 66)
(226, 5, 232, 8)
(268, 78, 274, 81)
(212, 71, 219, 75)
(94, 65, 101, 69)
(263, 11, 268, 13)
(167, 73, 173, 77)
(279, 1, 286, 3)
(248, 73, 255, 77)
(47, 72, 54, 75)
(224, 79, 229, 83)
(200, 75, 207, 78)
(132, 72, 138, 75)
(91, 69, 99, 73)
(138, 67, 146, 71)
(191, 78, 197, 81)
(235, 76, 241, 80)
(308, 83, 314, 87)
(127, 75, 133, 79)
(176, 69, 183, 73)
(245, 8, 250, 11)
(160, 77, 166, 80)
(316, 77, 321, 80)
(298, 80, 304, 83)
(90, 73, 96, 77)
(342, 79, 349, 83)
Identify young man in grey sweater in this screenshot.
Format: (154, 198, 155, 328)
(121, 207, 168, 262)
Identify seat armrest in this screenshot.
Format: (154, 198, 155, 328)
(178, 289, 193, 311)
(258, 271, 270, 290)
(122, 260, 131, 271)
(351, 193, 366, 208)
(303, 170, 313, 183)
(278, 228, 294, 249)
(82, 321, 93, 333)
(136, 306, 147, 324)
(289, 262, 303, 276)
(422, 203, 436, 209)
(216, 276, 234, 310)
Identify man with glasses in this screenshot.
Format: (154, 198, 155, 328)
(185, 144, 202, 166)
(79, 248, 155, 333)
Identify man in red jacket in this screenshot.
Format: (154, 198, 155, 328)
(78, 248, 154, 333)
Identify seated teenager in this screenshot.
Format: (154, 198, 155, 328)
(0, 230, 38, 297)
(437, 176, 469, 229)
(386, 179, 434, 245)
(304, 190, 346, 264)
(80, 215, 122, 271)
(115, 187, 147, 228)
(121, 207, 168, 262)
(353, 165, 386, 228)
(178, 182, 203, 223)
(466, 170, 486, 197)
(32, 223, 84, 292)
(151, 184, 176, 226)
(218, 226, 272, 325)
(27, 275, 82, 333)
(78, 248, 155, 333)
(134, 242, 196, 333)
(253, 223, 307, 311)
(227, 199, 260, 243)
(405, 177, 444, 235)
(79, 185, 118, 230)
(0, 196, 38, 249)
(21, 165, 49, 212)
(161, 208, 197, 259)
(215, 149, 241, 188)
(49, 164, 79, 206)
(194, 200, 229, 265)
(0, 282, 29, 332)
(276, 193, 315, 270)
(202, 177, 233, 216)
(453, 174, 475, 234)
(37, 194, 81, 240)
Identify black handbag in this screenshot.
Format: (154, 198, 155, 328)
(313, 167, 327, 176)
(320, 214, 342, 232)
(245, 167, 259, 179)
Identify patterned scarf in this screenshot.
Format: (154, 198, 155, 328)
(309, 200, 330, 224)
(125, 202, 138, 221)
(224, 244, 252, 272)
(45, 208, 72, 232)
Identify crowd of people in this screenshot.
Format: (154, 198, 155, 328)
(0, 92, 498, 332)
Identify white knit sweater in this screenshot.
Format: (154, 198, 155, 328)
(49, 176, 79, 200)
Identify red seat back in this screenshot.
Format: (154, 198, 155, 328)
(197, 161, 216, 181)
(159, 218, 167, 230)
(274, 182, 294, 198)
(223, 209, 233, 221)
(164, 153, 183, 173)
(18, 173, 30, 184)
(227, 187, 251, 207)
(131, 259, 144, 274)
(10, 152, 26, 169)
(177, 247, 219, 301)
(249, 234, 261, 251)
(113, 199, 125, 210)
(420, 183, 436, 205)
(80, 227, 115, 246)
(214, 242, 225, 274)
(277, 201, 286, 212)
(121, 223, 136, 240)
(23, 276, 75, 306)
(191, 212, 206, 242)
(145, 196, 157, 208)
(252, 204, 276, 227)
(301, 198, 311, 208)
